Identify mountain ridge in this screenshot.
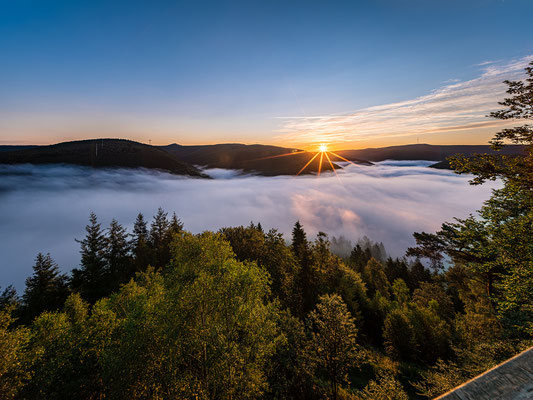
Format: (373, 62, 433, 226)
(0, 139, 207, 178)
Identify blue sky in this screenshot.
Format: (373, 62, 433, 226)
(1, 0, 532, 148)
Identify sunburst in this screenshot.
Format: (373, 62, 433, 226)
(244, 143, 362, 177)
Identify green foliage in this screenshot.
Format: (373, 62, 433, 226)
(356, 372, 409, 400)
(105, 218, 132, 289)
(409, 306, 452, 365)
(71, 212, 109, 302)
(131, 212, 151, 272)
(412, 282, 454, 321)
(21, 253, 69, 324)
(308, 294, 360, 400)
(383, 308, 416, 361)
(100, 232, 280, 399)
(266, 309, 315, 400)
(0, 285, 19, 311)
(0, 307, 30, 399)
(392, 279, 410, 305)
(220, 225, 299, 312)
(409, 62, 533, 337)
(363, 258, 391, 298)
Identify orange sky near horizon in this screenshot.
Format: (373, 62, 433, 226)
(1, 122, 512, 151)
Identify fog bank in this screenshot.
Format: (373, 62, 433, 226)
(0, 162, 498, 290)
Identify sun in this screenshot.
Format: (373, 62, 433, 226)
(244, 141, 361, 177)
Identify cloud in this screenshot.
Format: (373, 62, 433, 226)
(275, 55, 533, 145)
(0, 163, 498, 291)
(474, 60, 500, 67)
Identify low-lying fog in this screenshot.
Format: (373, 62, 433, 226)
(0, 161, 498, 290)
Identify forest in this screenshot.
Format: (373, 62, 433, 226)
(0, 63, 532, 400)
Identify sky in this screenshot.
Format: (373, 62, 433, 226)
(1, 0, 532, 149)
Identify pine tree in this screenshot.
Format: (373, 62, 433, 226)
(0, 285, 19, 311)
(131, 213, 151, 272)
(291, 221, 316, 315)
(167, 212, 183, 237)
(408, 259, 432, 291)
(349, 244, 372, 273)
(150, 208, 170, 267)
(22, 253, 68, 323)
(105, 219, 132, 289)
(291, 220, 308, 259)
(71, 212, 108, 303)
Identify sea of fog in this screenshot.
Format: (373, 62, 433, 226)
(0, 161, 499, 290)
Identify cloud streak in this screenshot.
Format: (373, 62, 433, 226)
(275, 55, 533, 145)
(0, 163, 498, 291)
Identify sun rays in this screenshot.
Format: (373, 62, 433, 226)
(293, 143, 366, 177)
(242, 143, 364, 177)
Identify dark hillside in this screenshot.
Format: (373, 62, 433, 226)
(0, 139, 206, 177)
(337, 144, 527, 163)
(0, 145, 39, 153)
(162, 143, 370, 175)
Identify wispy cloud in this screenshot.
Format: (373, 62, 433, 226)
(474, 60, 500, 67)
(275, 55, 533, 145)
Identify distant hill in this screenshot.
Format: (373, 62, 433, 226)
(161, 143, 370, 176)
(336, 144, 527, 165)
(0, 145, 38, 153)
(0, 139, 207, 177)
(2, 141, 524, 176)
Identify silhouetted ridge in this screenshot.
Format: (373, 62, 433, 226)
(161, 143, 370, 176)
(336, 143, 527, 164)
(0, 139, 207, 177)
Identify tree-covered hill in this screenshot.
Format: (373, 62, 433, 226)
(0, 139, 207, 177)
(161, 143, 371, 176)
(336, 143, 526, 164)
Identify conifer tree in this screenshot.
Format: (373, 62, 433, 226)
(291, 220, 308, 259)
(349, 243, 372, 273)
(131, 213, 150, 272)
(0, 286, 19, 311)
(105, 219, 131, 289)
(167, 212, 184, 236)
(291, 221, 316, 315)
(149, 207, 170, 267)
(22, 253, 68, 323)
(408, 259, 432, 290)
(71, 212, 108, 303)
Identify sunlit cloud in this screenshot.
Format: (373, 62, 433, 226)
(275, 55, 533, 145)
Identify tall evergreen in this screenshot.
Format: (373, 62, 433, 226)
(22, 253, 68, 323)
(167, 212, 184, 237)
(150, 207, 170, 267)
(0, 285, 19, 311)
(408, 259, 432, 290)
(291, 220, 308, 259)
(131, 213, 150, 272)
(384, 257, 410, 287)
(291, 221, 316, 315)
(348, 244, 372, 273)
(71, 212, 108, 303)
(105, 219, 131, 289)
